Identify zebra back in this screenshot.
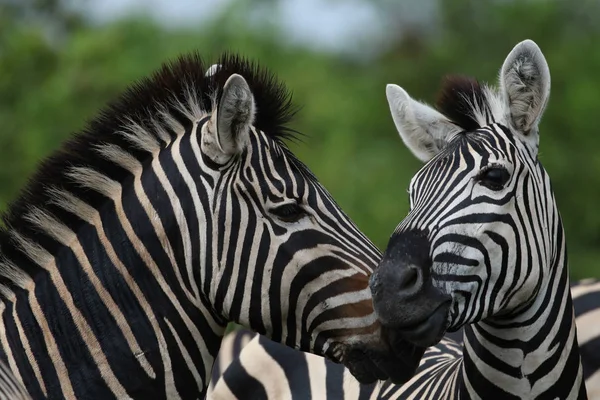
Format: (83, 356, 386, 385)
(207, 329, 256, 396)
(573, 279, 600, 398)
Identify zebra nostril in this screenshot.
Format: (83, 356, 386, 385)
(396, 266, 422, 296)
(403, 268, 418, 288)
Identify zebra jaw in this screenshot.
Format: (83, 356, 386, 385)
(341, 342, 426, 385)
(324, 334, 426, 384)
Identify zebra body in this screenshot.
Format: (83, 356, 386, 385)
(209, 40, 588, 399)
(208, 277, 600, 399)
(0, 54, 416, 399)
(574, 279, 600, 397)
(0, 359, 31, 400)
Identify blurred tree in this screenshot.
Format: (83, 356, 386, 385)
(0, 0, 598, 281)
(0, 0, 85, 39)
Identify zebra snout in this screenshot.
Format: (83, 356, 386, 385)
(370, 260, 427, 329)
(370, 262, 424, 301)
(370, 230, 453, 348)
(370, 229, 431, 305)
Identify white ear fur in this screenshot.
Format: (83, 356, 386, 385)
(211, 73, 255, 156)
(386, 84, 461, 163)
(500, 39, 550, 143)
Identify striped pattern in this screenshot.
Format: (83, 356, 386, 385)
(573, 279, 600, 398)
(0, 53, 399, 399)
(207, 329, 256, 396)
(369, 39, 585, 398)
(208, 331, 463, 400)
(0, 359, 30, 400)
(207, 278, 600, 399)
(208, 40, 588, 399)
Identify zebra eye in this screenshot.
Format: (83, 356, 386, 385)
(270, 202, 306, 223)
(477, 165, 510, 190)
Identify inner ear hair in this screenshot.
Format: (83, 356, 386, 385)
(215, 74, 255, 155)
(501, 40, 550, 135)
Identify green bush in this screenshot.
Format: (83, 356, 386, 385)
(0, 0, 598, 280)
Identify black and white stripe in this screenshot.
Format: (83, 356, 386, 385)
(0, 359, 30, 400)
(573, 279, 600, 397)
(371, 39, 585, 399)
(207, 278, 600, 399)
(0, 53, 414, 399)
(208, 40, 588, 399)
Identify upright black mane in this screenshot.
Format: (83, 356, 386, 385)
(207, 53, 300, 143)
(435, 75, 491, 132)
(0, 52, 301, 277)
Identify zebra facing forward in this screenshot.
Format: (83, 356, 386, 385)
(372, 38, 585, 398)
(207, 277, 600, 399)
(208, 39, 588, 399)
(0, 53, 419, 399)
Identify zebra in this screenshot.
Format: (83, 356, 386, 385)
(207, 39, 588, 399)
(206, 329, 255, 396)
(574, 279, 600, 397)
(0, 53, 421, 399)
(0, 359, 31, 400)
(207, 277, 600, 399)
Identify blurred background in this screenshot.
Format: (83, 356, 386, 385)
(0, 0, 599, 281)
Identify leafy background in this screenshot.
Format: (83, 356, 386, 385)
(1, 0, 599, 286)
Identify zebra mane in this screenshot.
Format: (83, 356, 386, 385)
(435, 75, 505, 131)
(0, 52, 300, 291)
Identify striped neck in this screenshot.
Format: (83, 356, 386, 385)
(460, 220, 586, 398)
(0, 118, 230, 399)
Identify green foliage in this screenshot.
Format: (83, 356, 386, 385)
(0, 0, 598, 281)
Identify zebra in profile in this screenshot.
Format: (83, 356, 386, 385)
(208, 278, 600, 399)
(208, 39, 588, 399)
(0, 53, 419, 399)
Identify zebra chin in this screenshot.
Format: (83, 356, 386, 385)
(369, 230, 454, 348)
(338, 339, 426, 385)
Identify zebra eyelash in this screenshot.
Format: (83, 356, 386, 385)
(474, 163, 511, 191)
(269, 201, 307, 223)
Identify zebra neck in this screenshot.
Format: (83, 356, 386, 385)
(105, 131, 231, 394)
(0, 124, 230, 398)
(461, 242, 585, 398)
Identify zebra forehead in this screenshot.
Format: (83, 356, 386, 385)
(465, 126, 520, 158)
(435, 75, 506, 132)
(248, 130, 317, 183)
(412, 127, 519, 182)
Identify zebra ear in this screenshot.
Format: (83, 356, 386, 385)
(386, 84, 461, 163)
(213, 73, 256, 156)
(500, 40, 550, 149)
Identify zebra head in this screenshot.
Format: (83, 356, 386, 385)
(370, 40, 554, 348)
(200, 59, 421, 383)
